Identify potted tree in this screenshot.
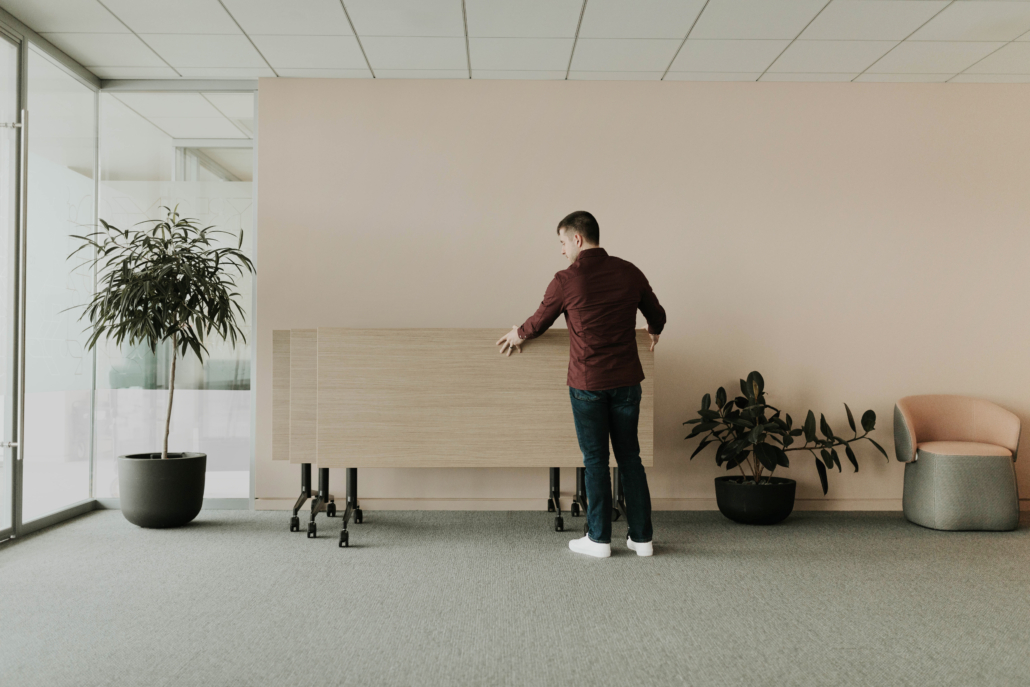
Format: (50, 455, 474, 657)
(684, 371, 887, 525)
(71, 206, 254, 528)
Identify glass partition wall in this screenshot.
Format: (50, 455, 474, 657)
(0, 16, 255, 541)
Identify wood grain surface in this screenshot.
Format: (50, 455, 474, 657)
(272, 330, 290, 461)
(289, 329, 317, 465)
(314, 328, 653, 468)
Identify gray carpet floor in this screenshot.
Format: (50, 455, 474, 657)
(2, 509, 1029, 687)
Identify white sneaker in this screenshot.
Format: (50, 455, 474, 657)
(627, 537, 653, 557)
(568, 535, 611, 558)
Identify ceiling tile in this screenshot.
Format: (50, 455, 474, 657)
(468, 38, 573, 71)
(950, 73, 1030, 83)
(769, 39, 896, 72)
(800, 0, 949, 40)
(570, 38, 682, 71)
(251, 35, 367, 69)
(344, 0, 465, 37)
(89, 66, 180, 79)
(374, 69, 470, 78)
(670, 39, 789, 72)
(360, 37, 468, 70)
(910, 1, 1030, 41)
(175, 67, 276, 78)
(202, 93, 255, 118)
(853, 73, 953, 82)
(275, 68, 373, 78)
(759, 72, 858, 81)
(219, 0, 352, 35)
(113, 93, 222, 118)
(147, 117, 249, 138)
(867, 41, 1003, 73)
(964, 41, 1030, 73)
(464, 0, 583, 38)
(663, 72, 762, 81)
(471, 70, 567, 79)
(690, 0, 830, 40)
(38, 33, 166, 67)
(568, 71, 665, 80)
(578, 0, 708, 39)
(100, 0, 240, 34)
(0, 0, 128, 33)
(142, 34, 268, 68)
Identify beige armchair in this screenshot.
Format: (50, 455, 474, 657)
(894, 395, 1021, 531)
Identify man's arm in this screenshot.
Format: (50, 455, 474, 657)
(518, 275, 565, 341)
(639, 275, 666, 351)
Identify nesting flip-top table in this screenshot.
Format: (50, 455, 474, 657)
(272, 328, 653, 546)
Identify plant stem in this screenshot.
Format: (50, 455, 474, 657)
(163, 332, 177, 459)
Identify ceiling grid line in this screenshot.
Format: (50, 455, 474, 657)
(946, 25, 1030, 82)
(661, 0, 712, 81)
(461, 0, 471, 79)
(565, 0, 588, 80)
(215, 0, 279, 78)
(851, 1, 956, 82)
(759, 0, 836, 81)
(339, 0, 375, 78)
(200, 93, 251, 137)
(93, 0, 182, 77)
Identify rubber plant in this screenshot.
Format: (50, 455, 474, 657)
(70, 205, 254, 459)
(684, 371, 888, 494)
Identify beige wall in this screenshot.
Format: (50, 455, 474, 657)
(256, 78, 1030, 511)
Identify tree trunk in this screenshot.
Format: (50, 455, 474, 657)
(162, 333, 177, 459)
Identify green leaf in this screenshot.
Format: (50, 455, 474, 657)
(715, 387, 726, 409)
(804, 411, 816, 443)
(861, 409, 876, 432)
(867, 437, 889, 461)
(820, 414, 834, 440)
(845, 445, 858, 472)
(845, 403, 856, 433)
(754, 443, 778, 471)
(740, 378, 753, 402)
(771, 445, 789, 468)
(690, 438, 712, 459)
(702, 393, 711, 412)
(814, 457, 828, 495)
(830, 448, 841, 472)
(820, 449, 833, 468)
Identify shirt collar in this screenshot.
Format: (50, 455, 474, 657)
(577, 247, 607, 260)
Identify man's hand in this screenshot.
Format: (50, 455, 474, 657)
(649, 332, 659, 352)
(497, 326, 525, 356)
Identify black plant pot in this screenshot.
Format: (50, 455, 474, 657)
(118, 452, 206, 528)
(714, 476, 796, 525)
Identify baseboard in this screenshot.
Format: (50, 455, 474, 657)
(95, 498, 252, 510)
(255, 496, 910, 512)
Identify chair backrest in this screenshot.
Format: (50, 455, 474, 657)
(896, 395, 1021, 460)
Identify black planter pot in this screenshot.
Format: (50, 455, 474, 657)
(118, 452, 206, 528)
(714, 476, 796, 525)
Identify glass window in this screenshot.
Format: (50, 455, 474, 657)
(22, 47, 96, 522)
(94, 91, 253, 500)
(0, 35, 18, 531)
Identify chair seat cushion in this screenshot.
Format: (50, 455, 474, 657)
(917, 441, 1012, 457)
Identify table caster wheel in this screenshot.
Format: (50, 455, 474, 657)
(290, 516, 300, 532)
(571, 502, 580, 517)
(354, 509, 363, 524)
(307, 522, 316, 538)
(612, 508, 621, 522)
(327, 503, 337, 517)
(339, 531, 349, 548)
(554, 516, 564, 532)
(547, 498, 555, 513)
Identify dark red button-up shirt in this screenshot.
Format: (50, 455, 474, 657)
(518, 247, 666, 391)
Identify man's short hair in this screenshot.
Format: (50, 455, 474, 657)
(557, 211, 599, 246)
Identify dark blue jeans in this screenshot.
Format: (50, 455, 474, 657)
(569, 384, 653, 544)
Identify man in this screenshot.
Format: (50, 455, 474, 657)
(496, 211, 666, 558)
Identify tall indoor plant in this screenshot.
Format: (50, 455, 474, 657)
(71, 206, 254, 527)
(684, 371, 887, 524)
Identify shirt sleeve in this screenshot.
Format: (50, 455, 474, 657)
(517, 275, 565, 341)
(639, 275, 666, 336)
